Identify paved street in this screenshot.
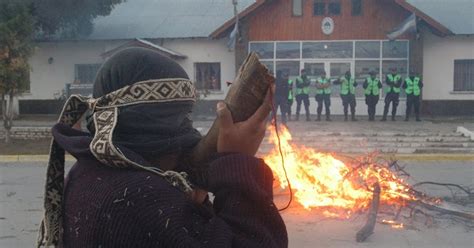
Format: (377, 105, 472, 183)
(0, 160, 473, 247)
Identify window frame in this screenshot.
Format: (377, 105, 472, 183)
(453, 59, 474, 92)
(248, 39, 410, 99)
(74, 63, 101, 85)
(351, 0, 363, 16)
(194, 62, 222, 91)
(292, 0, 303, 17)
(313, 0, 326, 16)
(328, 0, 341, 16)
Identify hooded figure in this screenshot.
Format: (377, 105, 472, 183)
(37, 47, 287, 248)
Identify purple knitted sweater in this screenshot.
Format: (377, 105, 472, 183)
(52, 124, 288, 247)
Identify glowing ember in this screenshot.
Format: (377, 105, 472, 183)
(263, 125, 417, 218)
(381, 220, 405, 229)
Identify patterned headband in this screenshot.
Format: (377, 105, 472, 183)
(37, 78, 197, 247)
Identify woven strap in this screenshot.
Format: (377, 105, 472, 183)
(37, 78, 196, 247)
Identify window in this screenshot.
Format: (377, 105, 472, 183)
(195, 63, 221, 91)
(261, 61, 274, 75)
(351, 0, 362, 16)
(355, 41, 380, 58)
(328, 0, 341, 15)
(302, 41, 353, 59)
(276, 61, 300, 81)
(276, 42, 300, 59)
(249, 42, 274, 59)
(292, 0, 303, 16)
(74, 64, 101, 84)
(382, 60, 408, 77)
(382, 41, 408, 58)
(313, 0, 325, 16)
(454, 60, 474, 91)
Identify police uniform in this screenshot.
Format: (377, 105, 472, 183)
(363, 75, 382, 121)
(295, 75, 311, 121)
(287, 79, 294, 121)
(403, 74, 423, 121)
(315, 76, 331, 121)
(335, 75, 357, 121)
(381, 73, 402, 121)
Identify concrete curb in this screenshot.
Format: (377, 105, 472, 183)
(457, 126, 474, 141)
(0, 155, 75, 162)
(1, 154, 473, 163)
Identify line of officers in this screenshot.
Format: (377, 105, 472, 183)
(273, 68, 423, 124)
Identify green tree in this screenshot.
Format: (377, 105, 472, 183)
(0, 0, 123, 143)
(0, 1, 33, 143)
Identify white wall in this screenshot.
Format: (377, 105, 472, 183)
(24, 38, 235, 101)
(161, 38, 236, 100)
(423, 30, 474, 100)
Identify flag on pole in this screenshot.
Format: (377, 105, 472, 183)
(387, 13, 417, 41)
(227, 0, 239, 50)
(227, 18, 239, 50)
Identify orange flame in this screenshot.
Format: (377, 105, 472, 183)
(263, 125, 417, 218)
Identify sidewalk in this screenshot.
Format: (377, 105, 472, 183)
(5, 114, 474, 130)
(1, 115, 474, 157)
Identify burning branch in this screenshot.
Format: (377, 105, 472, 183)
(356, 183, 381, 242)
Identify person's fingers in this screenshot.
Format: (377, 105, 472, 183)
(248, 87, 274, 125)
(217, 101, 233, 130)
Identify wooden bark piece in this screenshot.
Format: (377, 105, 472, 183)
(356, 183, 381, 242)
(190, 52, 274, 165)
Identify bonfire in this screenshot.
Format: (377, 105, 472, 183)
(263, 125, 474, 242)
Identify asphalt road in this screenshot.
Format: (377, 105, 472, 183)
(0, 160, 473, 248)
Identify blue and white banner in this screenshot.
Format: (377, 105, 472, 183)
(227, 17, 239, 50)
(387, 13, 417, 40)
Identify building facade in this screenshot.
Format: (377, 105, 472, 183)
(21, 38, 236, 114)
(212, 0, 474, 116)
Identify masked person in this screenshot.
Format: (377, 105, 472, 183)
(36, 47, 288, 248)
(333, 70, 357, 121)
(403, 69, 423, 121)
(315, 71, 332, 121)
(363, 71, 382, 121)
(273, 70, 288, 125)
(295, 69, 311, 121)
(381, 67, 402, 121)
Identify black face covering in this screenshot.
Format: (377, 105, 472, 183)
(39, 48, 200, 247)
(89, 47, 201, 160)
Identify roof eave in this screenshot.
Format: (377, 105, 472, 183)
(210, 0, 270, 39)
(101, 38, 187, 59)
(394, 0, 454, 36)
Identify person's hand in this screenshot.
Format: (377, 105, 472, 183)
(216, 87, 273, 156)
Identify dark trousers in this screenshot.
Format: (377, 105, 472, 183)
(383, 92, 400, 119)
(315, 94, 331, 118)
(341, 94, 356, 118)
(406, 94, 421, 119)
(287, 99, 293, 119)
(295, 94, 310, 119)
(273, 97, 288, 123)
(365, 95, 379, 120)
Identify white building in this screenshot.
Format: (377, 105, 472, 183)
(410, 0, 474, 116)
(19, 0, 474, 116)
(20, 0, 254, 115)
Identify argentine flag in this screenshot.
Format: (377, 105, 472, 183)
(387, 13, 417, 40)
